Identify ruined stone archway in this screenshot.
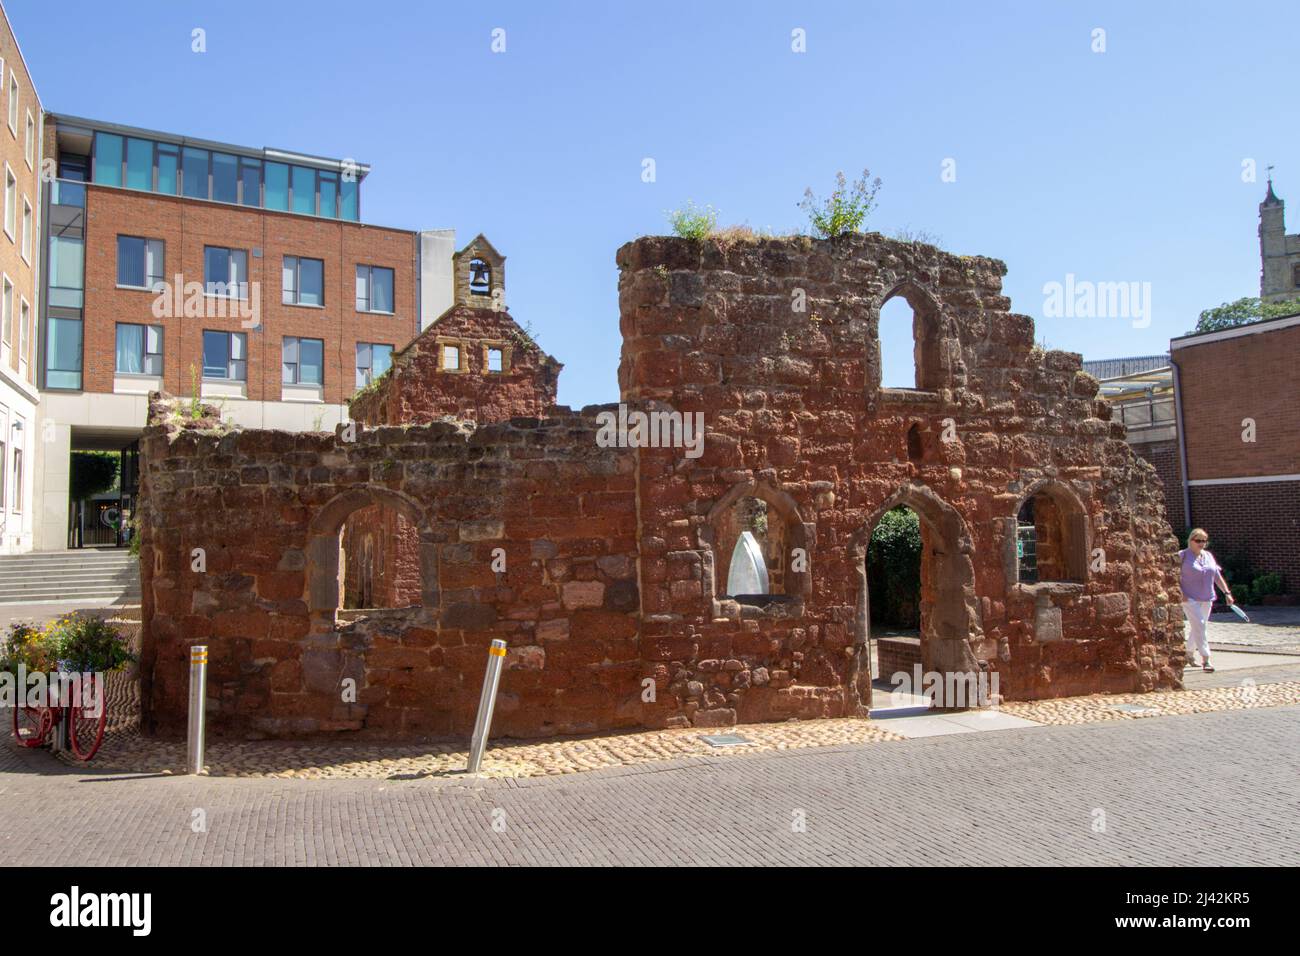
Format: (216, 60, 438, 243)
(848, 482, 983, 707)
(306, 487, 440, 627)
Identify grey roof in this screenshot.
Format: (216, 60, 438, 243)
(1081, 354, 1171, 380)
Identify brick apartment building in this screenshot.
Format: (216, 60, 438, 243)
(0, 4, 40, 554)
(33, 111, 460, 550)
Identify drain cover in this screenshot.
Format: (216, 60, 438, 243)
(1108, 703, 1159, 715)
(699, 734, 752, 748)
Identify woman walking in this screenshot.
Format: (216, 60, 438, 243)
(1180, 528, 1234, 673)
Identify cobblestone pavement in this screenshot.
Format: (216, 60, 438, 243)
(36, 672, 1298, 780)
(0, 705, 1296, 865)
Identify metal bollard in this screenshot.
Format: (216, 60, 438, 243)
(187, 645, 208, 775)
(467, 639, 507, 774)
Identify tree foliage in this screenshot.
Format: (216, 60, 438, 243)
(1194, 296, 1300, 333)
(867, 506, 922, 627)
(69, 452, 119, 503)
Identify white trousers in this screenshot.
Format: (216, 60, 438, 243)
(1183, 599, 1212, 663)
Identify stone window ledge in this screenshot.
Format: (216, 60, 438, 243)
(714, 595, 805, 621)
(1012, 581, 1085, 600)
(877, 387, 941, 406)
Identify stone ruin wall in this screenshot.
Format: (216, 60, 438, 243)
(620, 234, 1184, 728)
(137, 233, 1186, 740)
(138, 404, 641, 739)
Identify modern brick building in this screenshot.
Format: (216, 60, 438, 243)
(0, 3, 40, 554)
(1168, 313, 1300, 596)
(33, 110, 460, 550)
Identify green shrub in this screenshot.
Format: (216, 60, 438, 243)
(666, 201, 718, 240)
(49, 613, 136, 673)
(799, 169, 882, 238)
(867, 506, 921, 628)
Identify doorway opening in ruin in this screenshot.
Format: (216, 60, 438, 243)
(339, 502, 422, 614)
(853, 484, 983, 714)
(866, 505, 926, 711)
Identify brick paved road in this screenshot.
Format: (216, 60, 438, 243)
(1, 705, 1296, 865)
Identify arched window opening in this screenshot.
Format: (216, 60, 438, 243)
(906, 423, 924, 462)
(879, 295, 917, 389)
(876, 283, 943, 392)
(339, 502, 422, 614)
(717, 495, 787, 602)
(1016, 488, 1086, 584)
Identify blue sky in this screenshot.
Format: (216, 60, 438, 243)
(11, 0, 1298, 406)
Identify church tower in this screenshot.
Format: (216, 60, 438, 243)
(1259, 175, 1300, 303)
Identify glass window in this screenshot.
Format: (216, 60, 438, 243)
(204, 246, 248, 298)
(282, 255, 324, 306)
(442, 345, 460, 370)
(46, 316, 83, 389)
(24, 112, 34, 166)
(115, 323, 163, 375)
(7, 73, 16, 133)
(157, 144, 179, 195)
(203, 330, 246, 380)
(318, 172, 338, 218)
(93, 133, 123, 186)
(265, 162, 288, 211)
(356, 265, 394, 313)
(117, 236, 165, 289)
(48, 236, 85, 309)
(212, 152, 238, 203)
(125, 138, 153, 190)
(21, 199, 31, 261)
(356, 342, 393, 386)
(11, 448, 20, 513)
(1, 279, 10, 345)
(239, 158, 261, 207)
(283, 336, 323, 385)
(3, 167, 13, 237)
(19, 300, 29, 372)
(487, 347, 504, 372)
(340, 176, 359, 220)
(291, 165, 315, 215)
(182, 147, 209, 199)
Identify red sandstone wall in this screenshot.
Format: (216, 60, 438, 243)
(618, 234, 1184, 726)
(350, 305, 560, 425)
(138, 232, 1187, 742)
(138, 399, 639, 739)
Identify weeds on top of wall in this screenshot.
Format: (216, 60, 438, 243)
(800, 169, 882, 238)
(666, 201, 719, 240)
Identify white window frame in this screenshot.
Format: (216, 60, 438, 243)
(18, 296, 29, 378)
(0, 274, 11, 357)
(20, 196, 31, 263)
(7, 71, 17, 137)
(355, 263, 395, 314)
(3, 164, 14, 241)
(24, 109, 33, 168)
